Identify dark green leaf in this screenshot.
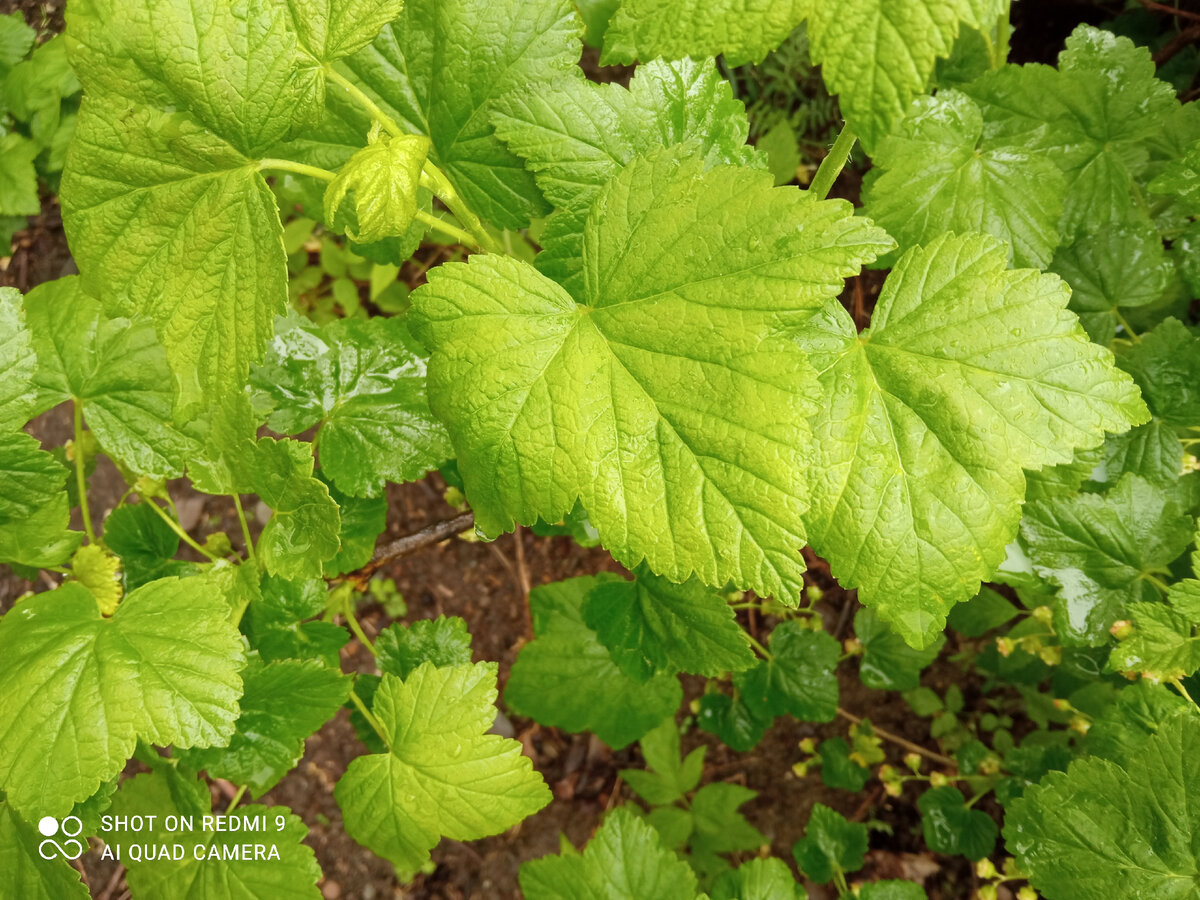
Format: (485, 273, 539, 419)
(792, 803, 868, 884)
(735, 622, 838, 722)
(918, 786, 997, 860)
(856, 608, 944, 691)
(376, 616, 473, 680)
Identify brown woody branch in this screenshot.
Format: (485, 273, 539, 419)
(347, 511, 475, 587)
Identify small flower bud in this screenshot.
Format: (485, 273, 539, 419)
(904, 752, 922, 773)
(1069, 715, 1091, 735)
(1110, 619, 1134, 640)
(975, 858, 998, 879)
(996, 637, 1015, 657)
(798, 737, 817, 755)
(1017, 887, 1037, 900)
(1038, 644, 1062, 666)
(929, 771, 951, 788)
(978, 884, 998, 900)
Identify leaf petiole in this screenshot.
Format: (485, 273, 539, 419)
(349, 686, 389, 748)
(258, 158, 337, 182)
(419, 164, 502, 253)
(414, 209, 478, 247)
(323, 65, 405, 139)
(233, 494, 256, 563)
(809, 123, 857, 201)
(343, 591, 378, 657)
(144, 499, 220, 562)
(72, 401, 97, 544)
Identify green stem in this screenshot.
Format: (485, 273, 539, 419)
(258, 158, 337, 182)
(349, 687, 389, 747)
(1170, 677, 1200, 711)
(72, 401, 97, 544)
(233, 494, 256, 563)
(745, 632, 773, 661)
(225, 784, 248, 815)
(1114, 308, 1141, 343)
(809, 124, 858, 201)
(420, 165, 502, 253)
(1143, 572, 1172, 595)
(145, 500, 219, 562)
(832, 864, 850, 898)
(414, 209, 478, 248)
(344, 593, 378, 657)
(324, 65, 405, 138)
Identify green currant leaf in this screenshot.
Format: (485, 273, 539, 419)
(0, 133, 40, 216)
(505, 575, 682, 749)
(0, 287, 36, 429)
(963, 25, 1178, 237)
(1084, 681, 1190, 762)
(413, 152, 890, 604)
(245, 575, 349, 666)
(321, 482, 386, 576)
(103, 503, 194, 589)
(0, 492, 82, 569)
(1048, 224, 1174, 346)
(0, 578, 245, 817)
(324, 132, 430, 242)
(734, 622, 839, 722)
(492, 57, 764, 214)
(0, 432, 69, 523)
(0, 799, 88, 900)
(24, 277, 197, 479)
(178, 657, 350, 796)
(807, 0, 1005, 149)
(690, 782, 766, 856)
(335, 662, 551, 871)
(819, 737, 871, 791)
(251, 315, 451, 497)
(583, 567, 756, 681)
(285, 0, 405, 63)
(798, 232, 1148, 646)
(865, 90, 1065, 268)
(712, 857, 805, 900)
(520, 807, 701, 900)
(945, 587, 1018, 638)
(855, 607, 944, 691)
(1024, 444, 1105, 503)
(1021, 474, 1194, 645)
(0, 11, 35, 73)
(1109, 602, 1200, 682)
(792, 802, 868, 884)
(1103, 420, 1185, 487)
(859, 881, 929, 900)
(620, 718, 705, 806)
(342, 0, 581, 230)
(917, 786, 997, 860)
(696, 693, 769, 752)
(601, 0, 806, 66)
(1006, 711, 1200, 900)
(107, 768, 321, 899)
(376, 615, 473, 679)
(1115, 318, 1200, 429)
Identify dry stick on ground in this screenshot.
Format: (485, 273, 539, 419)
(347, 511, 475, 587)
(1155, 23, 1200, 63)
(837, 707, 956, 768)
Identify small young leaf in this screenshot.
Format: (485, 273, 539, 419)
(0, 432, 69, 523)
(0, 133, 40, 216)
(1108, 602, 1200, 681)
(346, 0, 581, 229)
(0, 287, 36, 428)
(376, 616, 474, 680)
(325, 133, 431, 243)
(1115, 317, 1200, 428)
(793, 803, 868, 884)
(917, 786, 997, 860)
(0, 492, 82, 569)
(322, 483, 387, 576)
(583, 567, 756, 681)
(858, 882, 929, 900)
(335, 662, 551, 871)
(946, 587, 1018, 638)
(104, 503, 193, 588)
(734, 622, 839, 722)
(505, 576, 682, 749)
(520, 807, 700, 900)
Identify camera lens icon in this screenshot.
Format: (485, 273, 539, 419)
(37, 815, 84, 860)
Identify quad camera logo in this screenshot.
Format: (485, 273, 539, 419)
(37, 815, 85, 861)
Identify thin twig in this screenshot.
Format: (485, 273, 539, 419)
(97, 865, 126, 900)
(837, 707, 955, 767)
(348, 511, 475, 586)
(1139, 0, 1200, 23)
(1155, 23, 1200, 64)
(513, 526, 533, 639)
